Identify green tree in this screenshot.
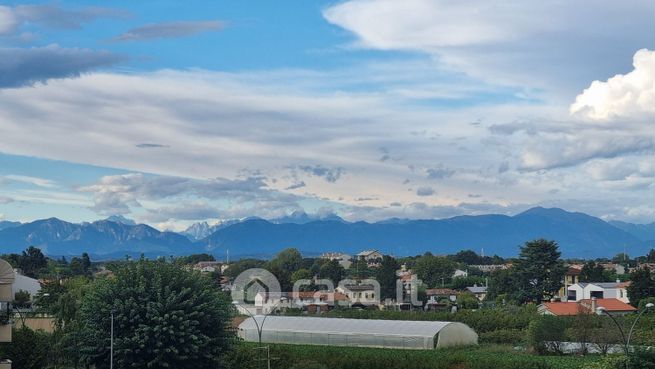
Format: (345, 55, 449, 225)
(13, 290, 31, 309)
(268, 248, 303, 291)
(451, 250, 482, 265)
(78, 259, 234, 369)
(647, 249, 655, 263)
(0, 327, 51, 369)
(224, 258, 266, 279)
(19, 246, 48, 278)
(291, 268, 313, 284)
(613, 252, 631, 266)
(527, 315, 568, 355)
(627, 267, 655, 308)
(513, 239, 566, 303)
(375, 256, 399, 300)
(81, 252, 92, 275)
(318, 259, 345, 285)
(486, 268, 517, 303)
(580, 260, 610, 282)
(349, 259, 372, 279)
(414, 255, 455, 288)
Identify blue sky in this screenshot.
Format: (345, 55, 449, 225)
(2, 1, 655, 229)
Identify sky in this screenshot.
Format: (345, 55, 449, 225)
(1, 1, 655, 230)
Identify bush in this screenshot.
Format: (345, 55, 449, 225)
(479, 329, 526, 345)
(527, 315, 569, 355)
(628, 349, 655, 369)
(290, 361, 329, 369)
(78, 259, 234, 369)
(0, 327, 51, 369)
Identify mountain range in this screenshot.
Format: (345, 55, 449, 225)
(0, 207, 654, 259)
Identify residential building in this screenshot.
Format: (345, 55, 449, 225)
(356, 250, 383, 268)
(468, 264, 510, 273)
(566, 281, 631, 303)
(193, 261, 224, 273)
(12, 272, 40, 302)
(465, 285, 487, 301)
(249, 291, 349, 315)
(599, 263, 626, 275)
(337, 283, 378, 305)
(320, 252, 353, 269)
(425, 288, 457, 311)
(558, 266, 581, 301)
(539, 298, 636, 316)
(0, 259, 14, 369)
(453, 269, 468, 278)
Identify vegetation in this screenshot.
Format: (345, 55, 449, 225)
(627, 267, 655, 308)
(488, 239, 565, 304)
(225, 342, 601, 369)
(76, 258, 234, 369)
(414, 254, 456, 288)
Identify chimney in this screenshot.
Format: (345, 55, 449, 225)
(591, 297, 597, 312)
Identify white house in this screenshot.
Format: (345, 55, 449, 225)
(336, 283, 378, 306)
(193, 261, 223, 273)
(320, 252, 353, 269)
(12, 271, 41, 301)
(242, 291, 351, 315)
(566, 282, 631, 303)
(356, 250, 383, 268)
(465, 285, 487, 301)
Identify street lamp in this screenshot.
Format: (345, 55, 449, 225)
(626, 303, 654, 349)
(233, 298, 287, 369)
(597, 303, 654, 368)
(110, 307, 115, 369)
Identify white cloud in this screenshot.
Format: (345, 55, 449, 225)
(323, 0, 545, 49)
(0, 6, 18, 35)
(4, 174, 57, 188)
(324, 0, 655, 92)
(571, 49, 655, 121)
(0, 4, 124, 36)
(112, 20, 224, 42)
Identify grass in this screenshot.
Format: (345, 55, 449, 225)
(230, 342, 603, 369)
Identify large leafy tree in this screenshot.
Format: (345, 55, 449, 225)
(414, 255, 456, 288)
(579, 261, 610, 282)
(19, 246, 48, 278)
(375, 256, 399, 300)
(486, 268, 518, 303)
(0, 327, 51, 369)
(627, 267, 655, 308)
(78, 259, 234, 369)
(513, 239, 566, 304)
(318, 259, 345, 285)
(267, 248, 303, 291)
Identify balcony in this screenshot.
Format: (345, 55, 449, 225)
(0, 360, 11, 369)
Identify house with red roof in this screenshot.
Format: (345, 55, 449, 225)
(538, 297, 636, 316)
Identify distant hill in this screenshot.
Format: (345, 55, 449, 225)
(202, 207, 648, 259)
(0, 218, 200, 257)
(0, 207, 650, 259)
(0, 221, 21, 231)
(609, 220, 655, 243)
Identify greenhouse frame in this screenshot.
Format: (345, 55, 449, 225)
(237, 316, 478, 350)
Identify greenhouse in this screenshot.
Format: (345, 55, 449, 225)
(237, 316, 478, 350)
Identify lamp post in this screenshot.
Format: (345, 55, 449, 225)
(626, 303, 654, 349)
(597, 303, 654, 368)
(233, 298, 286, 369)
(110, 308, 115, 369)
